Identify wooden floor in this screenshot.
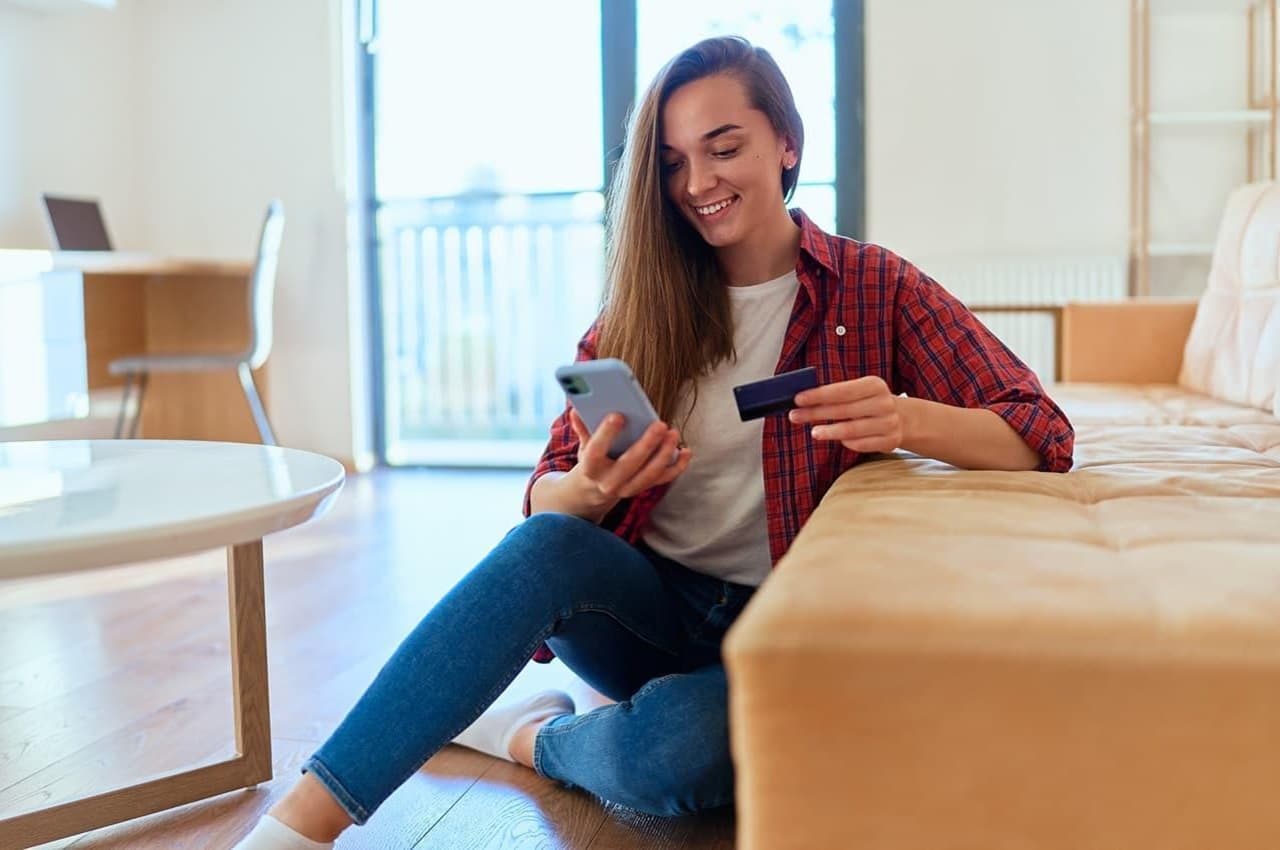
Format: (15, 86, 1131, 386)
(1, 468, 735, 849)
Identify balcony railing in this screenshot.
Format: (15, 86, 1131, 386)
(378, 191, 605, 465)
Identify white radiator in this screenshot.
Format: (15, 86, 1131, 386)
(921, 255, 1128, 303)
(916, 255, 1129, 383)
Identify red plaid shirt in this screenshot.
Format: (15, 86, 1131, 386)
(523, 209, 1074, 664)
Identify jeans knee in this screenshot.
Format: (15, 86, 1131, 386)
(608, 714, 735, 817)
(508, 512, 610, 570)
(481, 512, 616, 611)
(519, 510, 599, 540)
(615, 755, 735, 817)
(513, 511, 602, 551)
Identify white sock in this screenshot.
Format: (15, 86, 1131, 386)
(451, 688, 575, 761)
(232, 814, 334, 850)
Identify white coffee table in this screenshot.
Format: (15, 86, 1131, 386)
(0, 439, 345, 848)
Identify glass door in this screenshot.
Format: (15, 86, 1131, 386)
(370, 0, 605, 465)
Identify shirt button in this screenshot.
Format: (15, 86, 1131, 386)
(835, 325, 846, 336)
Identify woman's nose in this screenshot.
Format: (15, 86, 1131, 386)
(685, 161, 716, 198)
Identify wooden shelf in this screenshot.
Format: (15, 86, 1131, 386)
(1152, 0, 1264, 11)
(1148, 109, 1272, 125)
(1147, 242, 1216, 257)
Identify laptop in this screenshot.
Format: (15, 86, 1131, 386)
(42, 194, 113, 251)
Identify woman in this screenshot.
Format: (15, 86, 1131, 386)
(236, 35, 1073, 849)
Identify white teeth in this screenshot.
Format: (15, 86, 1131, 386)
(695, 197, 736, 216)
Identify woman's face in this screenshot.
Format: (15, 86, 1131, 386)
(660, 73, 794, 249)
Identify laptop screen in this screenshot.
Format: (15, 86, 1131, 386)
(43, 195, 113, 252)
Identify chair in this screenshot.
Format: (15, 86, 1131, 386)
(111, 200, 284, 445)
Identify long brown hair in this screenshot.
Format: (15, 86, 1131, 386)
(595, 36, 805, 433)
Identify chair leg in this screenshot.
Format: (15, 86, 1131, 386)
(113, 372, 135, 439)
(238, 363, 277, 446)
(128, 372, 149, 439)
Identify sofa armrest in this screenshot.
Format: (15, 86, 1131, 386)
(1059, 299, 1198, 384)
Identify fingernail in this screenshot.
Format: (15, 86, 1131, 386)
(788, 410, 798, 422)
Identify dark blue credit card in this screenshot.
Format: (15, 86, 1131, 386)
(732, 366, 819, 422)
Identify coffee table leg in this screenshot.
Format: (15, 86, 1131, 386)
(228, 539, 273, 783)
(0, 540, 275, 850)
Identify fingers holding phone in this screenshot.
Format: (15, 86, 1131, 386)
(569, 408, 692, 501)
(556, 358, 693, 504)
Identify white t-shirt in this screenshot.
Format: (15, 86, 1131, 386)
(642, 269, 800, 586)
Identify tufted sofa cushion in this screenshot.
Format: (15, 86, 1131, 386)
(1179, 181, 1280, 415)
(1054, 382, 1280, 428)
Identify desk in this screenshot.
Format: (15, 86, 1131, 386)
(0, 250, 267, 443)
(0, 439, 344, 848)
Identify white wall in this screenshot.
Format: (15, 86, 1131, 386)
(865, 0, 1253, 297)
(0, 0, 368, 466)
(866, 0, 1130, 259)
(130, 0, 363, 466)
(0, 2, 140, 248)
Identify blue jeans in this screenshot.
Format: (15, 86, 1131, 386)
(302, 511, 758, 822)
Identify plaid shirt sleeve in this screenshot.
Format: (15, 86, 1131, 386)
(521, 318, 601, 517)
(891, 259, 1075, 473)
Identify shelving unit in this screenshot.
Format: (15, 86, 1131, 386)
(1130, 0, 1278, 295)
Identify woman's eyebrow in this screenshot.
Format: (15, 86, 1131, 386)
(701, 123, 744, 141)
(660, 123, 745, 151)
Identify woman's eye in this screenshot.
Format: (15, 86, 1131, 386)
(662, 161, 682, 175)
(712, 147, 739, 158)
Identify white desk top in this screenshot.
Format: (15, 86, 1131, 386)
(0, 249, 53, 284)
(0, 249, 252, 283)
(0, 440, 345, 578)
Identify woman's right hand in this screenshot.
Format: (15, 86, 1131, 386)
(566, 408, 693, 521)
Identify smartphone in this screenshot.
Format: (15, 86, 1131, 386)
(555, 358, 663, 460)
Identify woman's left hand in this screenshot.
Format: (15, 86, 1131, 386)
(788, 376, 907, 454)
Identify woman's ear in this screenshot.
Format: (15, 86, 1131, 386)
(781, 135, 799, 170)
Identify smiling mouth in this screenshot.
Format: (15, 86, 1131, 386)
(693, 195, 740, 217)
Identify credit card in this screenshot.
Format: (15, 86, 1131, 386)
(732, 366, 819, 422)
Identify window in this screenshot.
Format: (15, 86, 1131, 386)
(361, 2, 857, 465)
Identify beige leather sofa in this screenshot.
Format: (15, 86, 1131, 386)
(723, 182, 1280, 850)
